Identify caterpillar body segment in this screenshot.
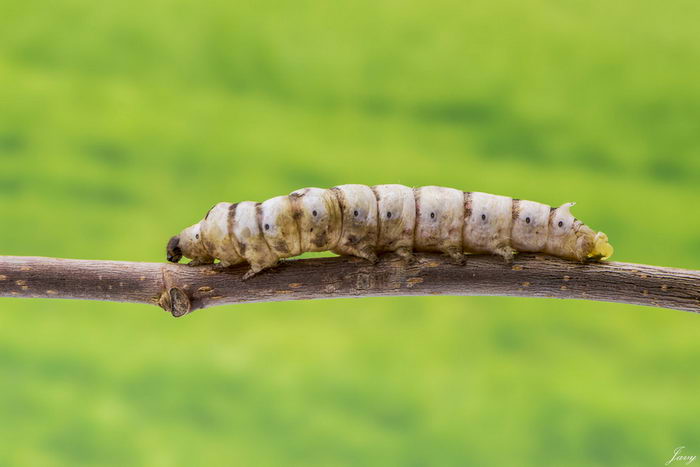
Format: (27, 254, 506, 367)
(289, 187, 343, 253)
(414, 186, 465, 263)
(200, 202, 243, 267)
(330, 184, 379, 263)
(166, 184, 614, 278)
(373, 184, 416, 261)
(463, 192, 514, 263)
(511, 199, 551, 253)
(261, 196, 302, 259)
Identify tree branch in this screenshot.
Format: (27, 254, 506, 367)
(1, 254, 698, 317)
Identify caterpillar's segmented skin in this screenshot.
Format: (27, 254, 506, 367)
(166, 184, 614, 279)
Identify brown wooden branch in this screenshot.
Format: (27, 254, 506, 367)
(1, 254, 698, 317)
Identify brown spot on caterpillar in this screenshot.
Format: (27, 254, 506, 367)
(512, 199, 520, 220)
(227, 202, 238, 229)
(521, 281, 530, 287)
(21, 286, 29, 290)
(311, 229, 329, 248)
(275, 289, 292, 295)
(198, 286, 213, 293)
(413, 187, 423, 220)
(274, 240, 290, 254)
(20, 266, 31, 271)
(563, 275, 571, 281)
(464, 191, 472, 218)
(661, 284, 668, 291)
(139, 276, 146, 281)
(0, 275, 7, 281)
(511, 265, 523, 271)
(331, 187, 346, 212)
(642, 289, 649, 296)
(46, 290, 58, 295)
(15, 280, 27, 286)
(255, 203, 264, 237)
(288, 282, 303, 288)
(560, 285, 568, 290)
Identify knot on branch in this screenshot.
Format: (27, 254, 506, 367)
(158, 287, 191, 317)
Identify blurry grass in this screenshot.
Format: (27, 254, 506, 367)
(0, 0, 699, 465)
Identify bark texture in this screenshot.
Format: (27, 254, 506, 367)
(0, 254, 698, 317)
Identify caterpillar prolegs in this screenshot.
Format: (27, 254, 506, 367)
(166, 185, 614, 279)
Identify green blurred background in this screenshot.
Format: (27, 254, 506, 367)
(1, 0, 699, 465)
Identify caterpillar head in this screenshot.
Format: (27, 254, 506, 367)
(166, 235, 182, 263)
(166, 222, 212, 264)
(546, 202, 614, 261)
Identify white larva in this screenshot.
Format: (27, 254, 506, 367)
(166, 184, 614, 279)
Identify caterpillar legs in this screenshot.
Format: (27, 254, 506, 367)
(187, 259, 215, 267)
(444, 247, 466, 265)
(357, 246, 379, 264)
(393, 246, 415, 264)
(494, 246, 516, 264)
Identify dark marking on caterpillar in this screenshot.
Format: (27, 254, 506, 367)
(168, 184, 613, 277)
(464, 191, 473, 218)
(274, 239, 290, 254)
(311, 229, 329, 248)
(204, 204, 216, 221)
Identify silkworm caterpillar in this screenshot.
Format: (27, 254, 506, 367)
(166, 185, 614, 279)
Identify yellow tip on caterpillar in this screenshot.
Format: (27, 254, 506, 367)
(588, 232, 613, 260)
